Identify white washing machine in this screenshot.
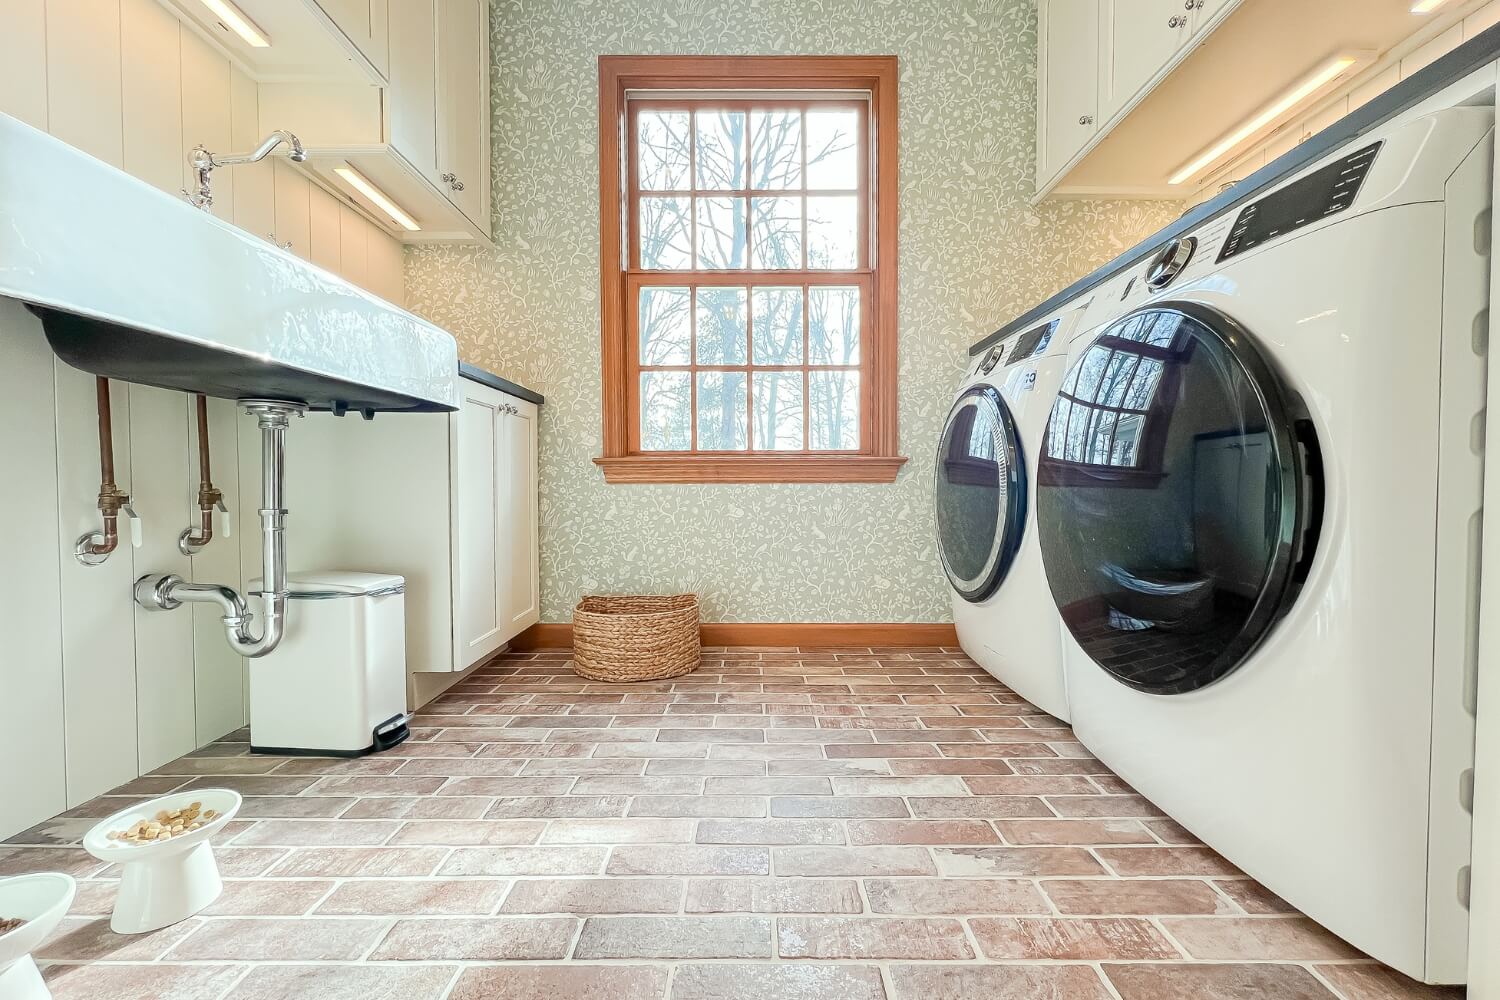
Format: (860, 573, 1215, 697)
(936, 306, 1082, 721)
(1034, 106, 1491, 984)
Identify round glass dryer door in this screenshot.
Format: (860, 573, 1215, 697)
(1035, 303, 1320, 694)
(935, 384, 1026, 603)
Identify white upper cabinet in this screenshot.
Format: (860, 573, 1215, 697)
(253, 0, 493, 243)
(435, 0, 489, 229)
(160, 0, 390, 85)
(1098, 0, 1192, 122)
(1038, 0, 1100, 184)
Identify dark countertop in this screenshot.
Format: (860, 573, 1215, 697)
(972, 19, 1500, 357)
(458, 362, 545, 405)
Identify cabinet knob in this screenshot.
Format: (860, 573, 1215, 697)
(1168, 14, 1186, 27)
(440, 172, 456, 183)
(1078, 114, 1095, 126)
(451, 178, 466, 192)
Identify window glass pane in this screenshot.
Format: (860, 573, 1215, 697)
(639, 196, 691, 270)
(1086, 409, 1118, 464)
(751, 196, 802, 269)
(751, 287, 803, 365)
(639, 287, 691, 365)
(1123, 358, 1165, 409)
(809, 370, 860, 450)
(806, 195, 858, 269)
(752, 370, 804, 450)
(805, 109, 859, 189)
(695, 110, 745, 190)
(1048, 397, 1073, 458)
(695, 287, 747, 365)
(640, 371, 691, 450)
(750, 110, 801, 189)
(695, 196, 746, 269)
(638, 110, 690, 191)
(1112, 412, 1145, 466)
(1073, 345, 1113, 402)
(696, 371, 748, 450)
(1096, 352, 1139, 408)
(808, 286, 860, 364)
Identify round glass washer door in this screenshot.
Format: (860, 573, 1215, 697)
(935, 384, 1027, 603)
(1035, 302, 1320, 694)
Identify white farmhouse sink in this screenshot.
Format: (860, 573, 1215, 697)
(0, 112, 458, 413)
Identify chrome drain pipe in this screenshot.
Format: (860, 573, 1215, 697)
(135, 399, 304, 658)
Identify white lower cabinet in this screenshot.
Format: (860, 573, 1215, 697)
(253, 376, 540, 706)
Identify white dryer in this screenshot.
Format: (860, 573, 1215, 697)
(1034, 106, 1491, 983)
(937, 306, 1081, 721)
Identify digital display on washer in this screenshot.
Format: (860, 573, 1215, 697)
(1216, 141, 1381, 263)
(1005, 319, 1060, 366)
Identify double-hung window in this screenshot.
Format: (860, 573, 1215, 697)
(597, 56, 903, 483)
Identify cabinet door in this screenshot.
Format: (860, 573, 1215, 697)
(498, 397, 539, 638)
(388, 0, 437, 180)
(1100, 0, 1191, 122)
(1192, 0, 1236, 31)
(435, 0, 489, 231)
(455, 386, 505, 668)
(1038, 0, 1100, 185)
(316, 0, 390, 80)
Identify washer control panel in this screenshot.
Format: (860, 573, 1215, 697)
(1217, 141, 1381, 263)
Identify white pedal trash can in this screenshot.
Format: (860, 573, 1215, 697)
(248, 571, 410, 756)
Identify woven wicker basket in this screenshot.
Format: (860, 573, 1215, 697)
(572, 594, 701, 682)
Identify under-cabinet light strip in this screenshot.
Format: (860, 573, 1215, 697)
(1168, 55, 1359, 186)
(198, 0, 270, 48)
(334, 165, 422, 232)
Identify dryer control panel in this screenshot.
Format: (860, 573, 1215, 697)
(1217, 142, 1381, 262)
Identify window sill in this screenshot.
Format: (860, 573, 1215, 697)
(594, 453, 909, 484)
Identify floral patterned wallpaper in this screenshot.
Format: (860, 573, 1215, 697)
(404, 0, 1180, 624)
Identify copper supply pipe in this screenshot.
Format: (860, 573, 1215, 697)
(75, 377, 133, 565)
(179, 394, 226, 556)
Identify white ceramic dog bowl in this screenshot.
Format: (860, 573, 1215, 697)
(0, 872, 76, 1000)
(82, 789, 240, 934)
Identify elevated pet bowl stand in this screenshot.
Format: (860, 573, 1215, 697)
(0, 872, 76, 1000)
(82, 789, 241, 934)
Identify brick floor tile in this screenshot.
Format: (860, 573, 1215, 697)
(969, 916, 1180, 960)
(435, 777, 577, 796)
(439, 846, 608, 876)
(829, 777, 969, 796)
(267, 846, 447, 877)
(864, 877, 1047, 915)
(775, 846, 936, 877)
(500, 877, 683, 913)
(825, 743, 938, 758)
(485, 796, 630, 818)
(672, 964, 884, 1000)
(1105, 963, 1339, 999)
(962, 775, 1098, 795)
(542, 818, 696, 844)
(932, 846, 1106, 876)
(1046, 794, 1166, 818)
(44, 963, 246, 1000)
(608, 845, 770, 875)
(573, 915, 773, 958)
(907, 796, 1053, 819)
(657, 728, 766, 743)
(203, 879, 333, 915)
(887, 758, 1014, 775)
(1160, 917, 1365, 960)
(1097, 846, 1244, 877)
(887, 964, 1113, 1000)
(386, 820, 546, 846)
(1313, 963, 1466, 999)
(994, 819, 1157, 845)
(572, 776, 705, 795)
(685, 877, 862, 914)
(38, 917, 200, 961)
(1214, 878, 1296, 914)
(703, 776, 831, 795)
(236, 796, 357, 819)
(166, 918, 389, 960)
(224, 965, 457, 1000)
(848, 820, 1000, 845)
(316, 878, 510, 915)
(770, 796, 909, 818)
(697, 818, 844, 845)
(766, 759, 891, 776)
(371, 917, 576, 960)
(448, 965, 667, 1000)
(628, 795, 767, 818)
(777, 916, 972, 959)
(303, 776, 445, 796)
(644, 759, 766, 776)
(392, 758, 529, 776)
(1042, 878, 1236, 915)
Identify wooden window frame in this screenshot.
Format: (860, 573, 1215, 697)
(596, 55, 905, 484)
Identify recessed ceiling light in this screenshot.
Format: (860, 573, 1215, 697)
(1169, 55, 1360, 186)
(198, 0, 270, 48)
(334, 165, 422, 232)
(1410, 0, 1455, 13)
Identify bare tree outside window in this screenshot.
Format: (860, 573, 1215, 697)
(631, 100, 865, 453)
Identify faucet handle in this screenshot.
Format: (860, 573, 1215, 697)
(122, 502, 142, 548)
(216, 500, 232, 539)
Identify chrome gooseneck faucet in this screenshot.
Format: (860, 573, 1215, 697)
(186, 130, 307, 211)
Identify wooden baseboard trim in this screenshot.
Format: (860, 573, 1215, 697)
(510, 621, 959, 650)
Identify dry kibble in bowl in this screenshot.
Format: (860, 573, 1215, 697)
(0, 916, 25, 935)
(107, 801, 218, 845)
